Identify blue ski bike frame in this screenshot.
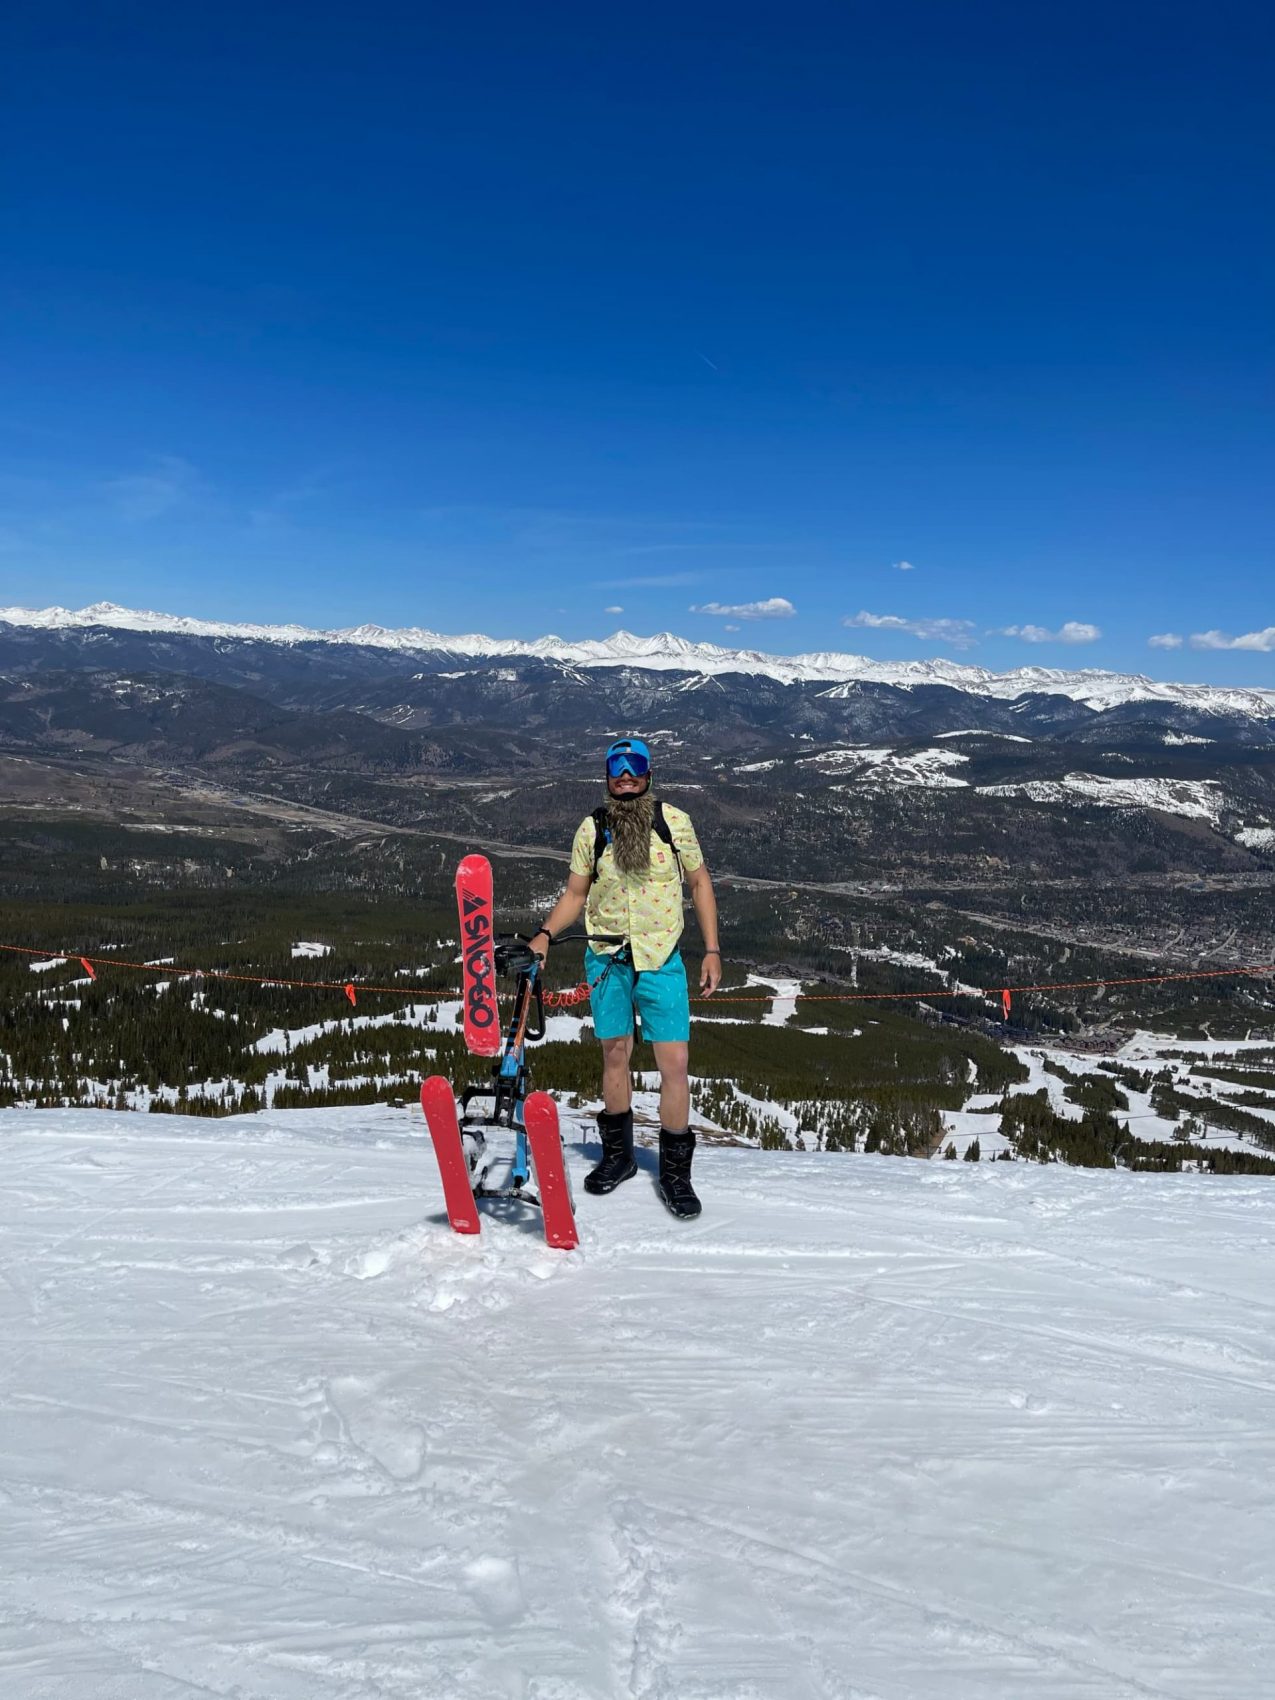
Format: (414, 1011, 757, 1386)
(458, 931, 622, 1197)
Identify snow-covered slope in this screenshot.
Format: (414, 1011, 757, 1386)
(980, 772, 1228, 822)
(2, 1103, 1272, 1699)
(800, 744, 972, 787)
(5, 599, 1275, 717)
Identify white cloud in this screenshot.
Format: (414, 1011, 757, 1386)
(842, 610, 978, 649)
(1190, 627, 1275, 652)
(689, 597, 796, 621)
(597, 572, 703, 590)
(996, 621, 1101, 645)
(1148, 632, 1184, 650)
(724, 623, 741, 632)
(892, 560, 916, 571)
(605, 605, 624, 615)
(100, 455, 199, 522)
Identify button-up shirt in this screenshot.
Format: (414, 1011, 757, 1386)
(570, 803, 705, 973)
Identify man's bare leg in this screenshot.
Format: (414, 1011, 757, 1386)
(651, 1040, 690, 1130)
(600, 1034, 634, 1115)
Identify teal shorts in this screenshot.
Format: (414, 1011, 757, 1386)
(585, 947, 691, 1045)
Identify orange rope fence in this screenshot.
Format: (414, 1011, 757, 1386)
(694, 963, 1275, 1007)
(0, 942, 445, 1006)
(3, 940, 1273, 1018)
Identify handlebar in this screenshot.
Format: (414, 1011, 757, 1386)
(492, 931, 626, 979)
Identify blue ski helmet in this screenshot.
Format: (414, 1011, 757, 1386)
(605, 737, 651, 780)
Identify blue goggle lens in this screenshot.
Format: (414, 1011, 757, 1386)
(607, 750, 650, 778)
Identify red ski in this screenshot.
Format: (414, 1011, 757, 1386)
(524, 1092, 579, 1251)
(455, 854, 500, 1057)
(420, 1076, 480, 1234)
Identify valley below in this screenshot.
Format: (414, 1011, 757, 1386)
(3, 607, 1274, 1175)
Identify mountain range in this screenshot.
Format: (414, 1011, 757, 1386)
(5, 600, 1275, 720)
(2, 600, 1273, 905)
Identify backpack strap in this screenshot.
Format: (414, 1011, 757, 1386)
(653, 800, 682, 875)
(590, 802, 682, 880)
(590, 806, 610, 881)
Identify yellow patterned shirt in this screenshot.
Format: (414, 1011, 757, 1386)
(570, 803, 705, 973)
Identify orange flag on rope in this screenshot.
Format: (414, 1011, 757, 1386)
(1001, 988, 1011, 1019)
(80, 957, 97, 980)
(344, 983, 357, 1007)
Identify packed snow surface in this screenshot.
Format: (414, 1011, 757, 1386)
(2, 1103, 1272, 1699)
(6, 600, 1275, 717)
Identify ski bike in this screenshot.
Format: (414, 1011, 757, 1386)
(421, 854, 622, 1250)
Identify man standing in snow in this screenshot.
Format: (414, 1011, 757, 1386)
(529, 737, 721, 1218)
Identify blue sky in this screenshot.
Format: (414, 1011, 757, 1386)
(1, 1, 1271, 679)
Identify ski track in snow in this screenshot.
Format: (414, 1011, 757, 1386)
(1, 1103, 1273, 1698)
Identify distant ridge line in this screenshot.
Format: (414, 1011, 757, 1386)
(2, 599, 1274, 718)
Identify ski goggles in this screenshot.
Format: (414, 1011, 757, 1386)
(605, 739, 651, 779)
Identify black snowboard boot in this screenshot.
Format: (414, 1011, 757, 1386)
(657, 1128, 702, 1219)
(584, 1108, 637, 1195)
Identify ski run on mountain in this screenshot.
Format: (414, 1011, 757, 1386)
(2, 1101, 1272, 1700)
